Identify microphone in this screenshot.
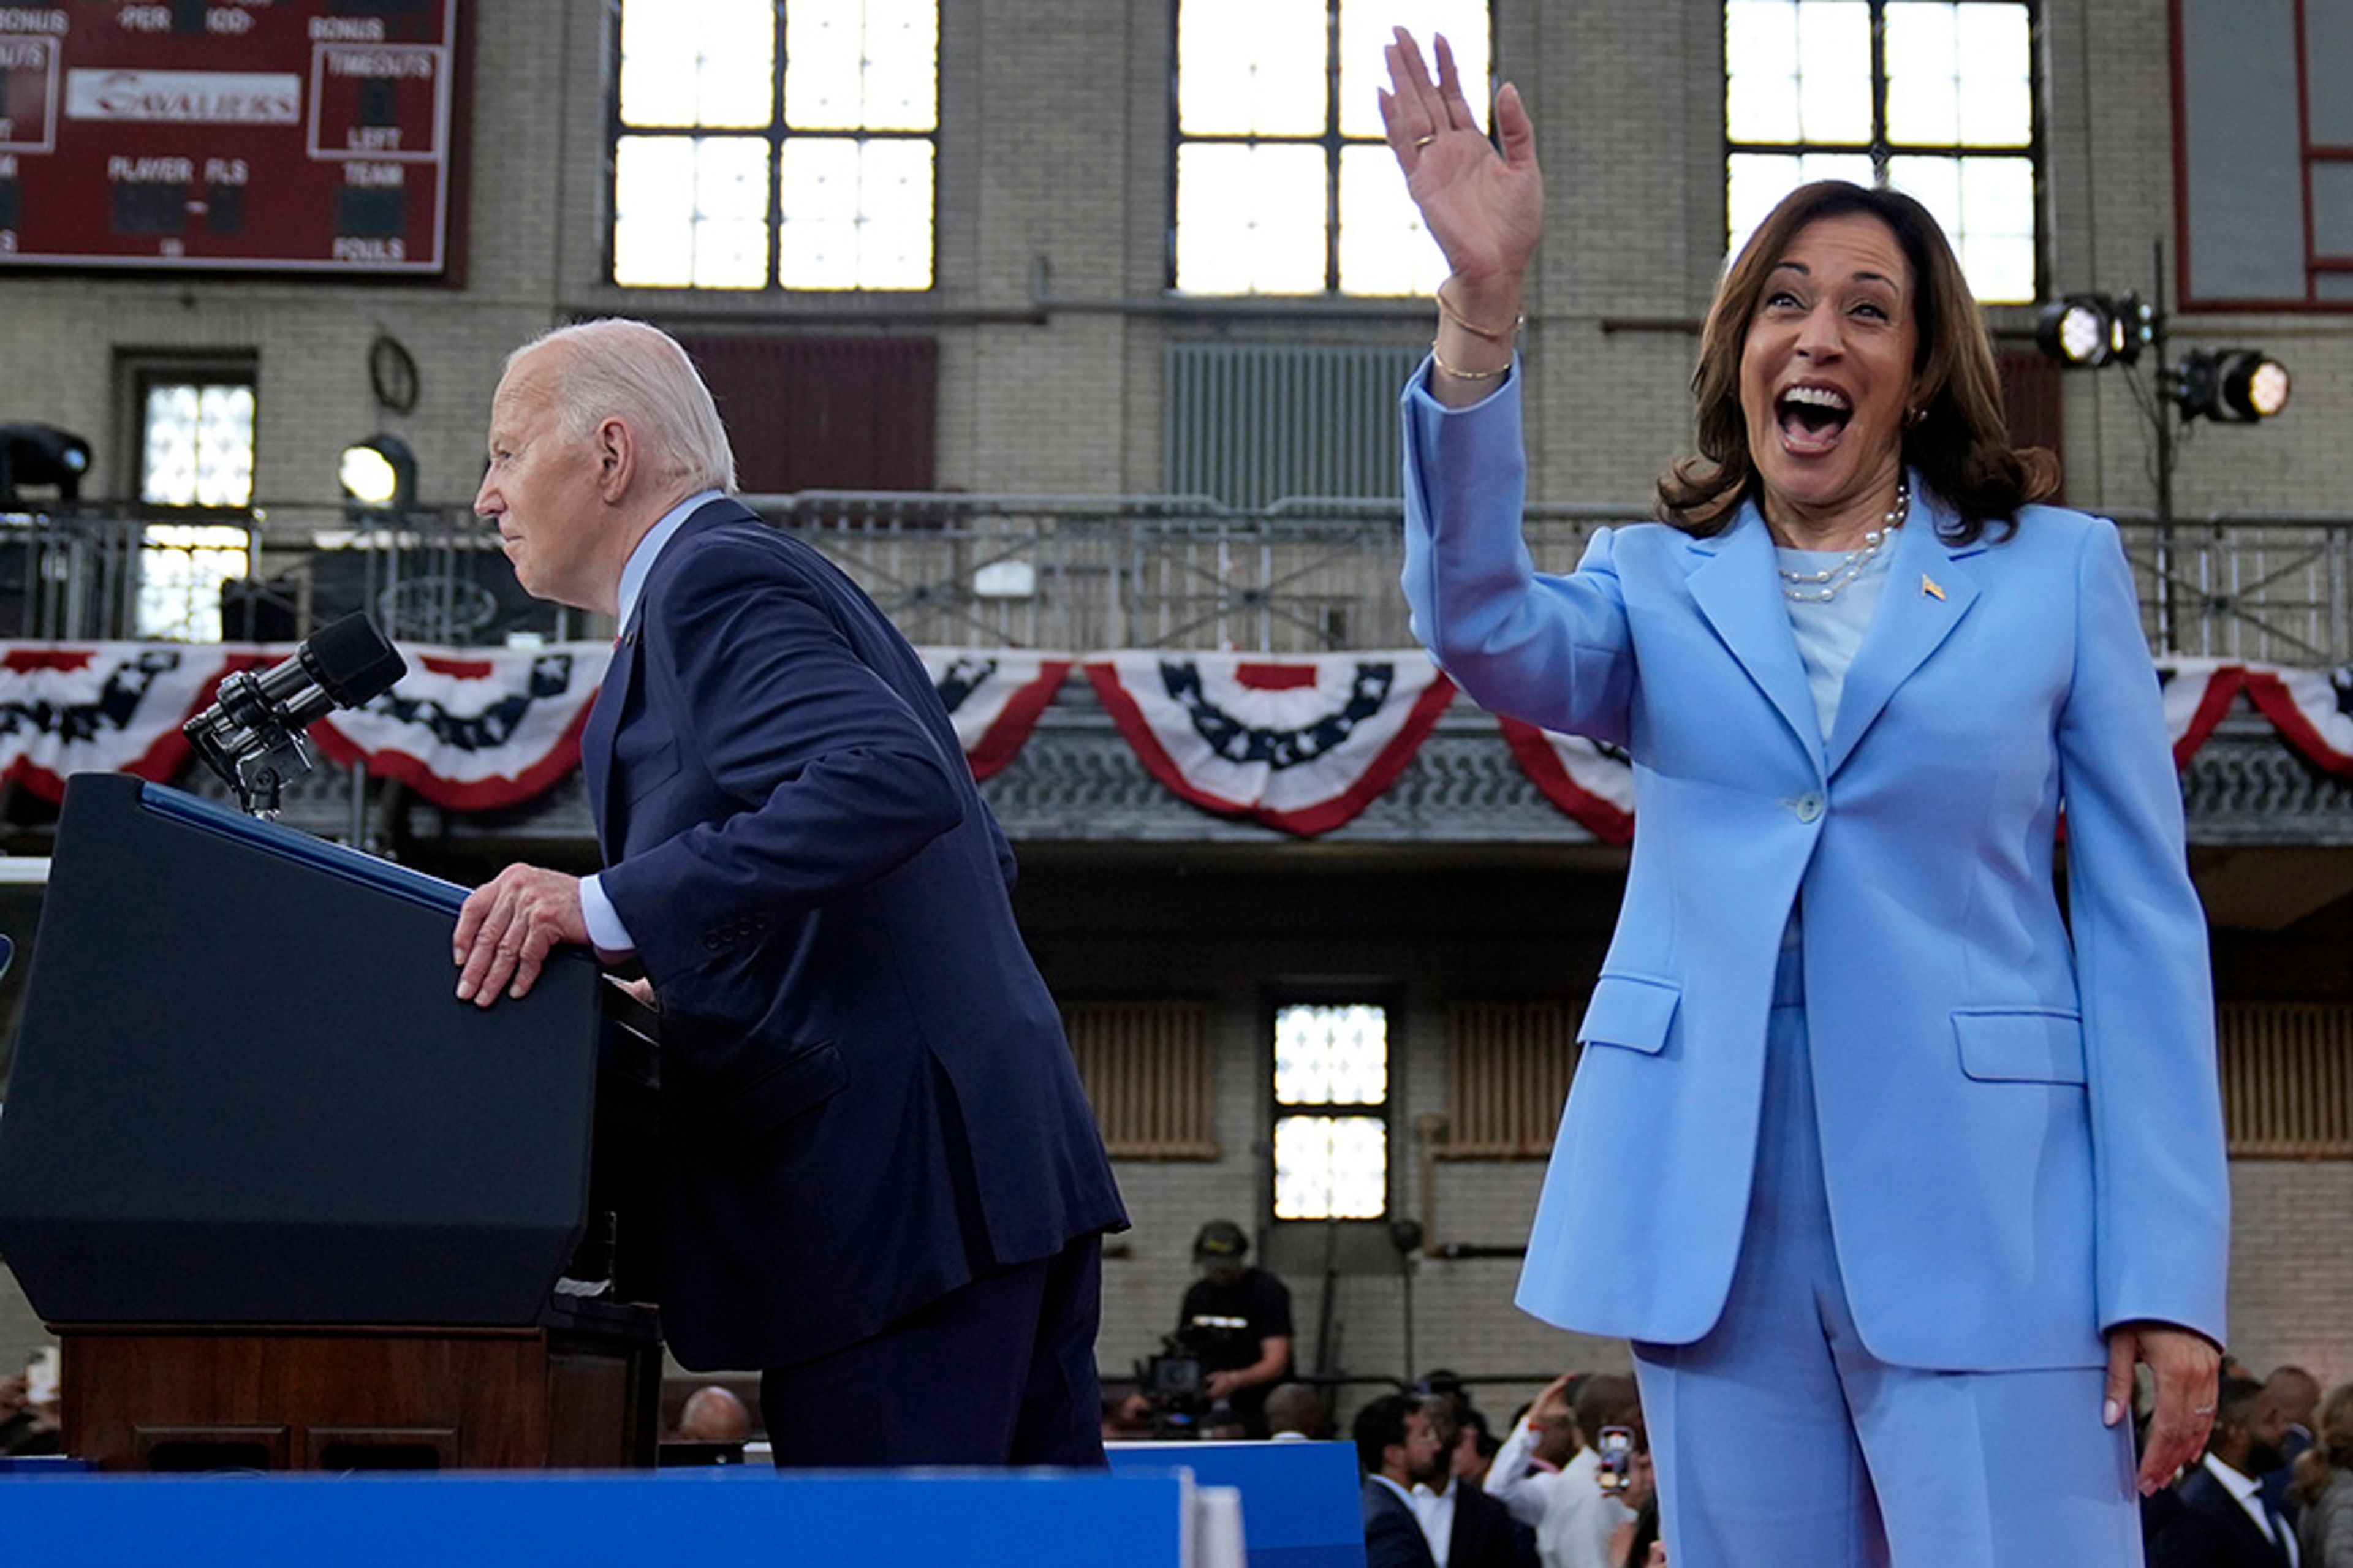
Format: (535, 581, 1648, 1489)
(184, 613, 409, 816)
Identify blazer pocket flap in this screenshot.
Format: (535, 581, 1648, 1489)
(1954, 1009, 2087, 1085)
(1578, 975, 1681, 1055)
(727, 1039, 847, 1140)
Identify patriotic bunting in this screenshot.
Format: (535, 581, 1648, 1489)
(1497, 721, 1637, 844)
(2240, 664, 2353, 778)
(0, 643, 244, 801)
(2158, 657, 2246, 765)
(0, 642, 2343, 833)
(312, 645, 612, 811)
(1084, 651, 1455, 835)
(914, 649, 1072, 780)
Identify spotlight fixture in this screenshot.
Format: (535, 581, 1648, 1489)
(2174, 349, 2292, 424)
(2034, 292, 2152, 368)
(338, 434, 417, 512)
(0, 422, 93, 504)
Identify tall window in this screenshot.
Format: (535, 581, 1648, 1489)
(1271, 1001, 1390, 1219)
(610, 0, 938, 291)
(136, 374, 255, 642)
(1172, 0, 1490, 296)
(1724, 1, 2039, 303)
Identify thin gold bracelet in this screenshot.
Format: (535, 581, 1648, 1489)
(1430, 341, 1510, 382)
(1434, 281, 1525, 343)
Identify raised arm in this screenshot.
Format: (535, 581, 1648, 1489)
(1378, 28, 1544, 405)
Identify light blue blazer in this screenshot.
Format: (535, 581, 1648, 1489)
(1401, 371, 2229, 1372)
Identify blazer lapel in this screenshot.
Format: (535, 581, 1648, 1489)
(578, 620, 639, 860)
(1822, 484, 1982, 778)
(1685, 506, 1827, 777)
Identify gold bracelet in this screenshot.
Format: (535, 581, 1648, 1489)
(1430, 341, 1510, 382)
(1434, 280, 1525, 343)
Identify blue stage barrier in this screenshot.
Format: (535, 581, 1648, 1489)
(1, 1468, 1200, 1566)
(1112, 1440, 1366, 1568)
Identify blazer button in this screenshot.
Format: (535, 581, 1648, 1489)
(1789, 791, 1825, 823)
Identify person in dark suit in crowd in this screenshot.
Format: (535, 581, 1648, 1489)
(1359, 1392, 1445, 1568)
(2150, 1374, 2301, 1568)
(453, 317, 1127, 1467)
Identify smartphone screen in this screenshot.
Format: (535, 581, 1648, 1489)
(1596, 1425, 1634, 1492)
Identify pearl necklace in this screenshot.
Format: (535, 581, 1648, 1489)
(1777, 482, 1910, 604)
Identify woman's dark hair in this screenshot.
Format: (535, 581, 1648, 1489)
(1657, 180, 2059, 543)
(2291, 1380, 2353, 1507)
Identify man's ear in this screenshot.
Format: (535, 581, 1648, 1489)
(592, 415, 635, 503)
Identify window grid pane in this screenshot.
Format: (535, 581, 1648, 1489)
(1174, 0, 1491, 297)
(1175, 143, 1330, 295)
(139, 524, 251, 642)
(1273, 1113, 1387, 1220)
(611, 1, 939, 292)
(1274, 1002, 1388, 1105)
(778, 137, 934, 290)
(1724, 1, 2039, 303)
(617, 0, 775, 128)
(142, 383, 254, 508)
(785, 0, 939, 133)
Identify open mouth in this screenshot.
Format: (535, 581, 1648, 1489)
(1776, 384, 1852, 455)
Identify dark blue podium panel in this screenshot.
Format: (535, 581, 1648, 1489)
(0, 1470, 1194, 1567)
(0, 773, 605, 1326)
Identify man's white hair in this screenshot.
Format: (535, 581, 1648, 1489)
(511, 318, 738, 493)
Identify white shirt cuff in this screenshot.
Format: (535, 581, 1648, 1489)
(578, 873, 636, 955)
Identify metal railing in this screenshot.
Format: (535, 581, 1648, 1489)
(6, 495, 2350, 664)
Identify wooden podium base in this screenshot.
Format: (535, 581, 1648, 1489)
(58, 1323, 662, 1472)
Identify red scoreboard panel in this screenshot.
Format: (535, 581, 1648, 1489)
(0, 0, 460, 275)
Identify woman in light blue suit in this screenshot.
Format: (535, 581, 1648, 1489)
(1379, 31, 2227, 1568)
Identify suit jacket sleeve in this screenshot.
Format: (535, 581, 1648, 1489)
(2059, 518, 2230, 1343)
(597, 534, 968, 999)
(1399, 362, 1636, 747)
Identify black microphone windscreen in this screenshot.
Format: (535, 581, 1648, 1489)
(302, 613, 409, 708)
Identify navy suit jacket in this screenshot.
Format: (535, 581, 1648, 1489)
(584, 498, 1126, 1369)
(1361, 1479, 1439, 1568)
(2150, 1466, 2295, 1568)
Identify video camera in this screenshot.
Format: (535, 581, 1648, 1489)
(1137, 1338, 1207, 1409)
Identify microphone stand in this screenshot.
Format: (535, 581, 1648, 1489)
(184, 668, 320, 819)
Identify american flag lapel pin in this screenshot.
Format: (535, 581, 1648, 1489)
(1921, 574, 1946, 600)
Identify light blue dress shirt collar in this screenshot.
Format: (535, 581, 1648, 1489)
(615, 488, 724, 633)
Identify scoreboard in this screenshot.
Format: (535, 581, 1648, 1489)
(0, 0, 460, 275)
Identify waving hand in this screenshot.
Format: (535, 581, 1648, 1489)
(1377, 29, 1544, 295)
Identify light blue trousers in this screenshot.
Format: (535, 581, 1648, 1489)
(1630, 946, 2143, 1568)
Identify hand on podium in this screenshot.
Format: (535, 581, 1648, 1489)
(454, 863, 591, 1006)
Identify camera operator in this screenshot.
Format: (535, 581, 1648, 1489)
(1174, 1219, 1294, 1434)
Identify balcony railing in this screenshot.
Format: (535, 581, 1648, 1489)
(9, 495, 2352, 665)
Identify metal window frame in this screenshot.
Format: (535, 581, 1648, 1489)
(1265, 989, 1401, 1224)
(1165, 0, 1498, 297)
(602, 0, 941, 293)
(1721, 0, 2048, 303)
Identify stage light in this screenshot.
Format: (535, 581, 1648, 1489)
(338, 434, 417, 511)
(0, 423, 93, 504)
(2035, 292, 2150, 368)
(2174, 349, 2292, 423)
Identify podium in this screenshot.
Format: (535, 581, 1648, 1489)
(0, 773, 662, 1471)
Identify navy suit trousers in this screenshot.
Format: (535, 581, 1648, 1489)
(760, 1232, 1106, 1468)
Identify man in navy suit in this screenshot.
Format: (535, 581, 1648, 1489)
(453, 318, 1127, 1466)
(2150, 1376, 2300, 1567)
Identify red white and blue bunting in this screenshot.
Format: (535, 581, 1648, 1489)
(0, 644, 2346, 833)
(1085, 651, 1455, 834)
(914, 649, 1071, 781)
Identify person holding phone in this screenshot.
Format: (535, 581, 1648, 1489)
(1381, 25, 2226, 1567)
